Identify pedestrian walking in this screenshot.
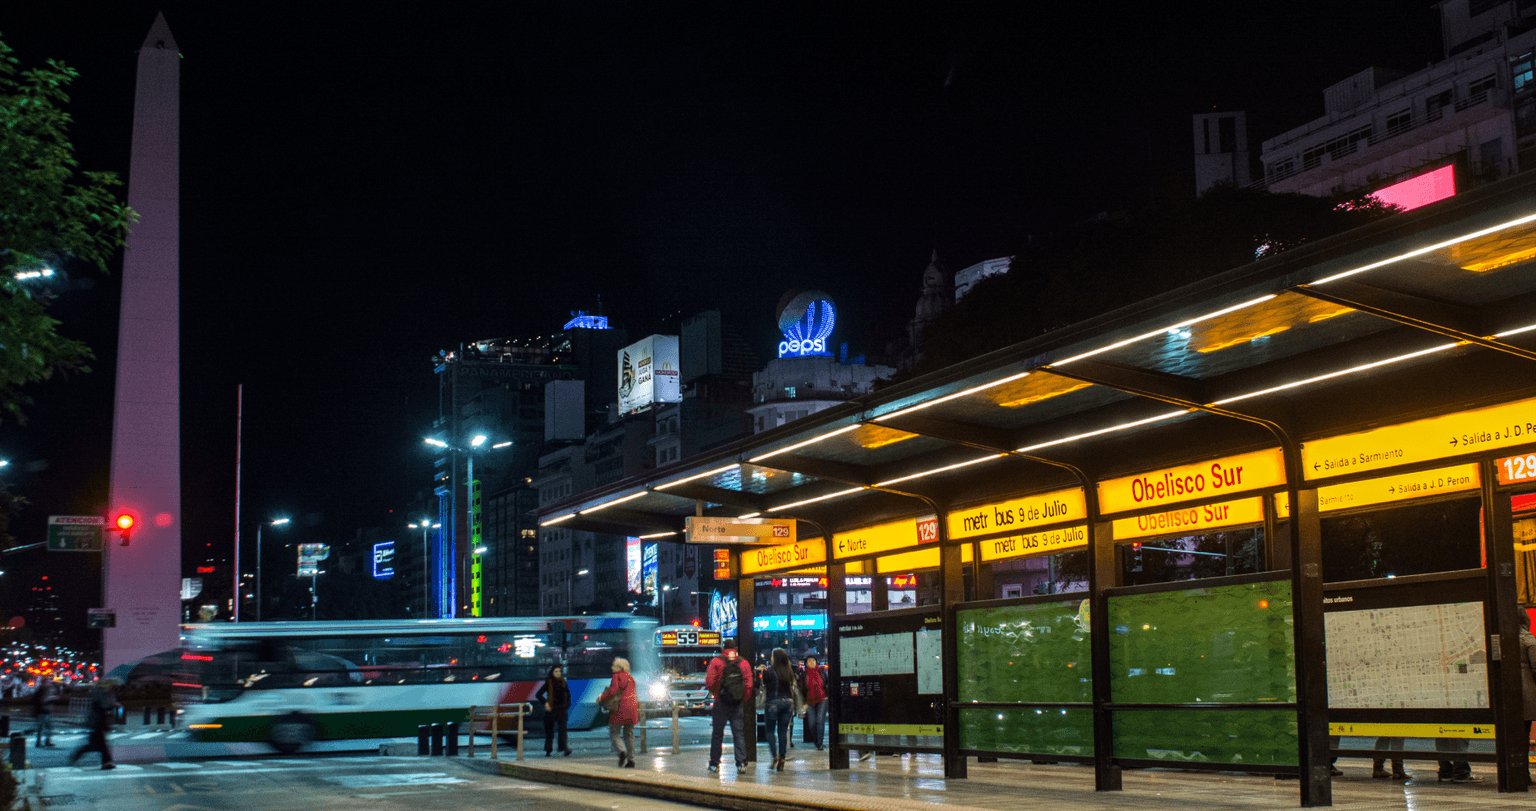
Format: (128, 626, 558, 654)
(535, 665, 573, 757)
(69, 678, 119, 770)
(31, 675, 56, 748)
(598, 657, 638, 768)
(761, 648, 801, 772)
(800, 656, 827, 750)
(1518, 609, 1536, 781)
(704, 638, 753, 773)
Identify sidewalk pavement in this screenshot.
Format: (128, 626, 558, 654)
(457, 745, 1531, 811)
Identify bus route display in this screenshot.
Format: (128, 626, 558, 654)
(834, 608, 942, 743)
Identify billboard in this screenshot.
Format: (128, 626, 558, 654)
(642, 542, 658, 605)
(373, 541, 395, 579)
(617, 335, 681, 414)
(627, 536, 643, 594)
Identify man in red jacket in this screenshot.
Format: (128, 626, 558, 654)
(704, 638, 753, 773)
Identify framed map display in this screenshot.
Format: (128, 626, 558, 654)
(1325, 602, 1489, 709)
(834, 607, 943, 744)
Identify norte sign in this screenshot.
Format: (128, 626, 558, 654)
(47, 516, 105, 551)
(686, 516, 795, 545)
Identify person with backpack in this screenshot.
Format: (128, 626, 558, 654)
(704, 638, 753, 773)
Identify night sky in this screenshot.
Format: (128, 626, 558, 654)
(0, 4, 1440, 634)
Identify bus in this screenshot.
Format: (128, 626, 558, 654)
(652, 625, 725, 714)
(176, 616, 659, 752)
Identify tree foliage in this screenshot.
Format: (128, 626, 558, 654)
(909, 186, 1398, 377)
(0, 34, 133, 424)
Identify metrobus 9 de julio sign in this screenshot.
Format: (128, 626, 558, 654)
(1302, 395, 1536, 480)
(977, 525, 1088, 561)
(739, 538, 827, 575)
(948, 487, 1086, 541)
(1098, 449, 1286, 516)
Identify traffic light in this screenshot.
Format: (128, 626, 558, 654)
(115, 513, 135, 546)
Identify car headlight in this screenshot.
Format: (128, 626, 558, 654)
(649, 683, 668, 699)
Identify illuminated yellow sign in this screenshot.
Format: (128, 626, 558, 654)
(978, 525, 1088, 561)
(1112, 497, 1265, 541)
(839, 724, 943, 736)
(738, 538, 827, 575)
(1275, 464, 1481, 517)
(873, 545, 973, 574)
(948, 488, 1086, 541)
(1327, 722, 1494, 739)
(833, 516, 935, 559)
(1302, 396, 1536, 480)
(1098, 449, 1286, 515)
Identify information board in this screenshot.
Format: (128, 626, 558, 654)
(835, 608, 943, 740)
(1324, 602, 1488, 709)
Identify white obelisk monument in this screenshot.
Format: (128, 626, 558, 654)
(104, 12, 181, 672)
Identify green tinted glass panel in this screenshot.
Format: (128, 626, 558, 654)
(957, 598, 1092, 703)
(961, 707, 1093, 755)
(1108, 579, 1294, 704)
(1114, 709, 1297, 765)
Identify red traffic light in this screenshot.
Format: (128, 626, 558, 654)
(114, 513, 136, 545)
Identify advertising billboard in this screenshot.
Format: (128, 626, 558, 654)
(642, 542, 658, 605)
(627, 536, 643, 594)
(617, 335, 681, 414)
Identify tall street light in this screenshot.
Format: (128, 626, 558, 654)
(255, 518, 290, 622)
(424, 434, 506, 617)
(567, 569, 589, 614)
(661, 584, 674, 625)
(408, 519, 440, 618)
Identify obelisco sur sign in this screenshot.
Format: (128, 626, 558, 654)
(105, 12, 182, 672)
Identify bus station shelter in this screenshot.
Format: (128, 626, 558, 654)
(538, 172, 1536, 806)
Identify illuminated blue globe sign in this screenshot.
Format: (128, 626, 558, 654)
(776, 290, 836, 359)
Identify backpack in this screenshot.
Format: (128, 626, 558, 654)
(719, 659, 746, 703)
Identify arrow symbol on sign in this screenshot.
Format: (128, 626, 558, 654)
(1449, 437, 1458, 446)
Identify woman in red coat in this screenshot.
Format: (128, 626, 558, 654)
(599, 657, 639, 767)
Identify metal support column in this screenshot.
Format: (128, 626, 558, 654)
(1484, 462, 1528, 792)
(1089, 518, 1121, 791)
(1288, 484, 1331, 807)
(939, 524, 967, 779)
(737, 562, 758, 762)
(828, 558, 849, 770)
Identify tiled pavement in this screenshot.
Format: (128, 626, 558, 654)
(459, 746, 1536, 811)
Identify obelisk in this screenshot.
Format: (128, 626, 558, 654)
(104, 12, 181, 672)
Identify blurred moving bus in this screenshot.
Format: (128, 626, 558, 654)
(177, 616, 658, 752)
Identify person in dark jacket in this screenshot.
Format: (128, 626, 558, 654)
(69, 678, 119, 769)
(32, 675, 56, 748)
(761, 647, 800, 772)
(535, 665, 573, 757)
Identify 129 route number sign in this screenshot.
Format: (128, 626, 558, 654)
(1497, 453, 1536, 486)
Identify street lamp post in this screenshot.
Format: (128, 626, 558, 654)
(424, 435, 506, 618)
(408, 519, 439, 618)
(567, 569, 589, 614)
(255, 518, 290, 622)
(661, 584, 674, 625)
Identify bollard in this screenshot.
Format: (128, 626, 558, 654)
(417, 724, 430, 756)
(446, 721, 459, 756)
(157, 706, 166, 725)
(143, 706, 152, 725)
(8, 732, 24, 770)
(1, 714, 8, 738)
(672, 703, 680, 752)
(430, 722, 444, 756)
